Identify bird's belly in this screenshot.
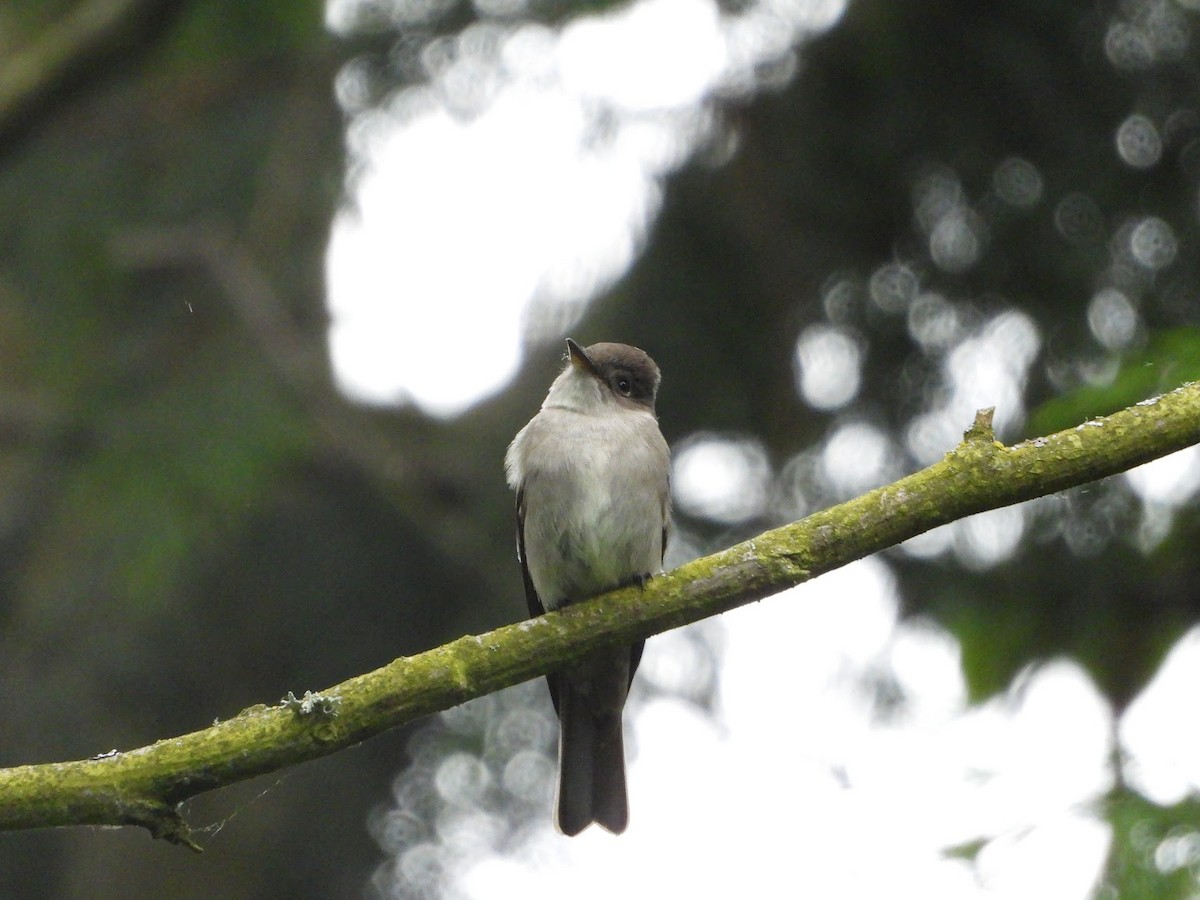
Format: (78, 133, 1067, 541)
(525, 445, 663, 607)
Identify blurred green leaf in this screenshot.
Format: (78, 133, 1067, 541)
(1029, 328, 1200, 437)
(23, 346, 310, 615)
(164, 0, 328, 65)
(942, 836, 988, 863)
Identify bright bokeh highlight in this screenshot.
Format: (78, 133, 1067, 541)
(325, 0, 845, 416)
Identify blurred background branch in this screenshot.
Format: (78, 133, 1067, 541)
(0, 0, 186, 151)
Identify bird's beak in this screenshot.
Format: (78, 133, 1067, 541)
(566, 338, 600, 378)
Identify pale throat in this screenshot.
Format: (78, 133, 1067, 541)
(542, 369, 610, 414)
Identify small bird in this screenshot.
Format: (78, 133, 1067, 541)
(505, 339, 671, 835)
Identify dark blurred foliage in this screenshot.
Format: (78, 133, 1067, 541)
(2, 0, 1200, 897)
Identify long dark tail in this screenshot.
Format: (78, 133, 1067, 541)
(556, 682, 628, 836)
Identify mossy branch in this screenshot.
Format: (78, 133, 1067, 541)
(1, 381, 1198, 849)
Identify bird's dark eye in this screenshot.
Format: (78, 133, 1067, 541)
(615, 376, 632, 395)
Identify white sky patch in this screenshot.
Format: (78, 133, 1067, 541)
(974, 814, 1112, 900)
(953, 504, 1027, 569)
(438, 559, 1117, 900)
(794, 323, 863, 410)
(900, 520, 958, 559)
(906, 310, 1042, 464)
(887, 619, 964, 719)
(908, 291, 963, 350)
(1121, 624, 1200, 805)
(557, 0, 728, 110)
(820, 420, 898, 497)
(1087, 286, 1138, 350)
(672, 433, 772, 523)
(1125, 445, 1200, 507)
(325, 85, 659, 414)
(324, 0, 847, 416)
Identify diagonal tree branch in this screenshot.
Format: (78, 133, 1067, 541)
(1, 381, 1198, 849)
(0, 0, 187, 152)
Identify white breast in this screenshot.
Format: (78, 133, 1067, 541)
(508, 404, 670, 608)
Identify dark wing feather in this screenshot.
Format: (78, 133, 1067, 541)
(516, 485, 544, 620)
(517, 484, 563, 716)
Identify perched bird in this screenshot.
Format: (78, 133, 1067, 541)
(505, 339, 671, 835)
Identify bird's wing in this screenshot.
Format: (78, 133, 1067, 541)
(517, 483, 563, 716)
(515, 484, 544, 620)
(661, 467, 671, 565)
